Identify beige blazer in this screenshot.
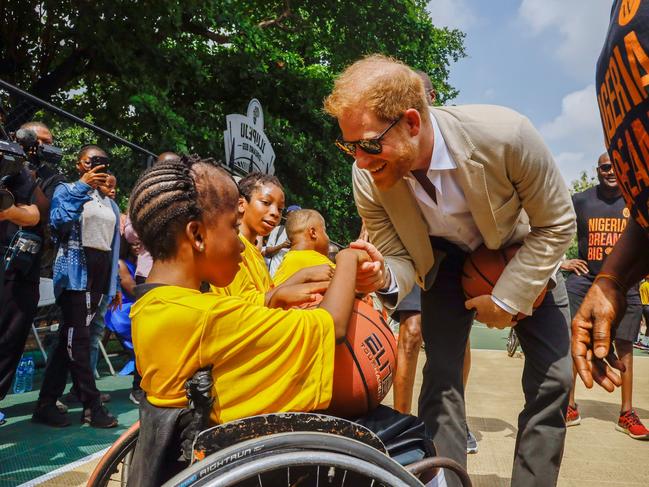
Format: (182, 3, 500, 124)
(352, 104, 576, 315)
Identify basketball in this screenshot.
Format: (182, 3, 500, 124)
(461, 244, 547, 320)
(325, 298, 397, 419)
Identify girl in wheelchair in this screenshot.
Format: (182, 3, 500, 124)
(123, 156, 456, 486)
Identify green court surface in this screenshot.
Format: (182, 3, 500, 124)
(1, 324, 646, 486)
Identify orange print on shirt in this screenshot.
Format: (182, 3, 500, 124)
(619, 0, 642, 26)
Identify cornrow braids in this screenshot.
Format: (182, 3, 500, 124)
(238, 172, 283, 201)
(128, 155, 234, 261)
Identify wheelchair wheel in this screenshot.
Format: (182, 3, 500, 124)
(87, 421, 140, 487)
(506, 328, 519, 357)
(164, 431, 423, 487)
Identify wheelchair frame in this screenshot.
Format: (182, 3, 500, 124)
(87, 414, 472, 487)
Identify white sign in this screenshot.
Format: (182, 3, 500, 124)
(224, 99, 275, 175)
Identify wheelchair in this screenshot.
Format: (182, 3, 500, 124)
(88, 370, 472, 487)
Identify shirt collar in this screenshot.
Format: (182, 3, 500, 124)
(428, 110, 456, 171)
(405, 109, 456, 187)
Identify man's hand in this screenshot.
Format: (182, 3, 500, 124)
(268, 281, 330, 309)
(465, 295, 515, 329)
(561, 259, 589, 276)
(80, 165, 108, 189)
(572, 277, 626, 391)
(108, 291, 123, 311)
(348, 239, 387, 293)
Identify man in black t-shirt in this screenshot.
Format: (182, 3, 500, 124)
(0, 163, 40, 425)
(562, 153, 646, 438)
(574, 0, 649, 402)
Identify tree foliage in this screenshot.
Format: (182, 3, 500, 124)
(1, 0, 465, 242)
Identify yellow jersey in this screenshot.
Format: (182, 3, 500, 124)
(640, 281, 649, 305)
(273, 250, 335, 286)
(213, 235, 273, 305)
(130, 285, 335, 424)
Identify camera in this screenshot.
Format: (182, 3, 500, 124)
(14, 128, 63, 170)
(0, 138, 27, 210)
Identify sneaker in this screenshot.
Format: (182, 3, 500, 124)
(64, 390, 111, 404)
(32, 403, 71, 427)
(55, 400, 68, 414)
(81, 404, 118, 428)
(466, 427, 478, 454)
(566, 403, 581, 426)
(129, 389, 144, 405)
(616, 409, 649, 440)
(633, 339, 649, 351)
(0, 410, 6, 426)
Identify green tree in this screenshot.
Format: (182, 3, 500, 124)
(1, 0, 465, 242)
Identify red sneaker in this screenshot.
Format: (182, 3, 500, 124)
(566, 403, 581, 426)
(616, 409, 649, 440)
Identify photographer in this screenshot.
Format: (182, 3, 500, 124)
(17, 122, 66, 277)
(32, 145, 120, 428)
(0, 146, 41, 425)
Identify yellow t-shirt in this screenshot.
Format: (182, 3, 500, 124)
(130, 285, 335, 424)
(213, 235, 273, 305)
(640, 281, 649, 305)
(273, 249, 335, 286)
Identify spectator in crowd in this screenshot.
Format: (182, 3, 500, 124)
(641, 278, 649, 335)
(63, 173, 118, 406)
(0, 149, 41, 425)
(562, 153, 646, 438)
(273, 209, 334, 285)
(573, 0, 649, 401)
(325, 54, 575, 485)
(263, 204, 301, 277)
(32, 145, 121, 428)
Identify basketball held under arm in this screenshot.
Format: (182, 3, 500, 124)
(492, 116, 576, 315)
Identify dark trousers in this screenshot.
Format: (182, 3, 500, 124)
(38, 290, 103, 408)
(418, 242, 571, 487)
(39, 248, 110, 409)
(0, 279, 40, 400)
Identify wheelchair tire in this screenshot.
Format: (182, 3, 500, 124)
(506, 328, 519, 357)
(87, 421, 140, 487)
(164, 431, 423, 487)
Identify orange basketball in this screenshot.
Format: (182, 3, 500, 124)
(325, 298, 397, 419)
(461, 244, 547, 320)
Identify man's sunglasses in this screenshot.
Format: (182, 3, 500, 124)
(598, 163, 613, 172)
(335, 117, 402, 157)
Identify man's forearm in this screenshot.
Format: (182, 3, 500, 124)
(600, 218, 649, 290)
(0, 204, 40, 226)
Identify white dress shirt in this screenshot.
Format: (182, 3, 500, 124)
(403, 112, 482, 252)
(382, 111, 519, 315)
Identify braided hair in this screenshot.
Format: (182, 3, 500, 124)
(128, 155, 232, 261)
(238, 172, 283, 201)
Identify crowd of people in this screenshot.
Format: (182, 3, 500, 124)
(1, 2, 649, 486)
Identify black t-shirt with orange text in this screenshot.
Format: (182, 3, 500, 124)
(566, 186, 640, 303)
(596, 0, 649, 234)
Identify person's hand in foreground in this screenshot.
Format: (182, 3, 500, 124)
(561, 259, 589, 276)
(572, 275, 626, 392)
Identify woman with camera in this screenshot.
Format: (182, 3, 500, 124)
(32, 145, 121, 428)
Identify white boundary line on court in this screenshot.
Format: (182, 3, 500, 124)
(16, 447, 109, 487)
